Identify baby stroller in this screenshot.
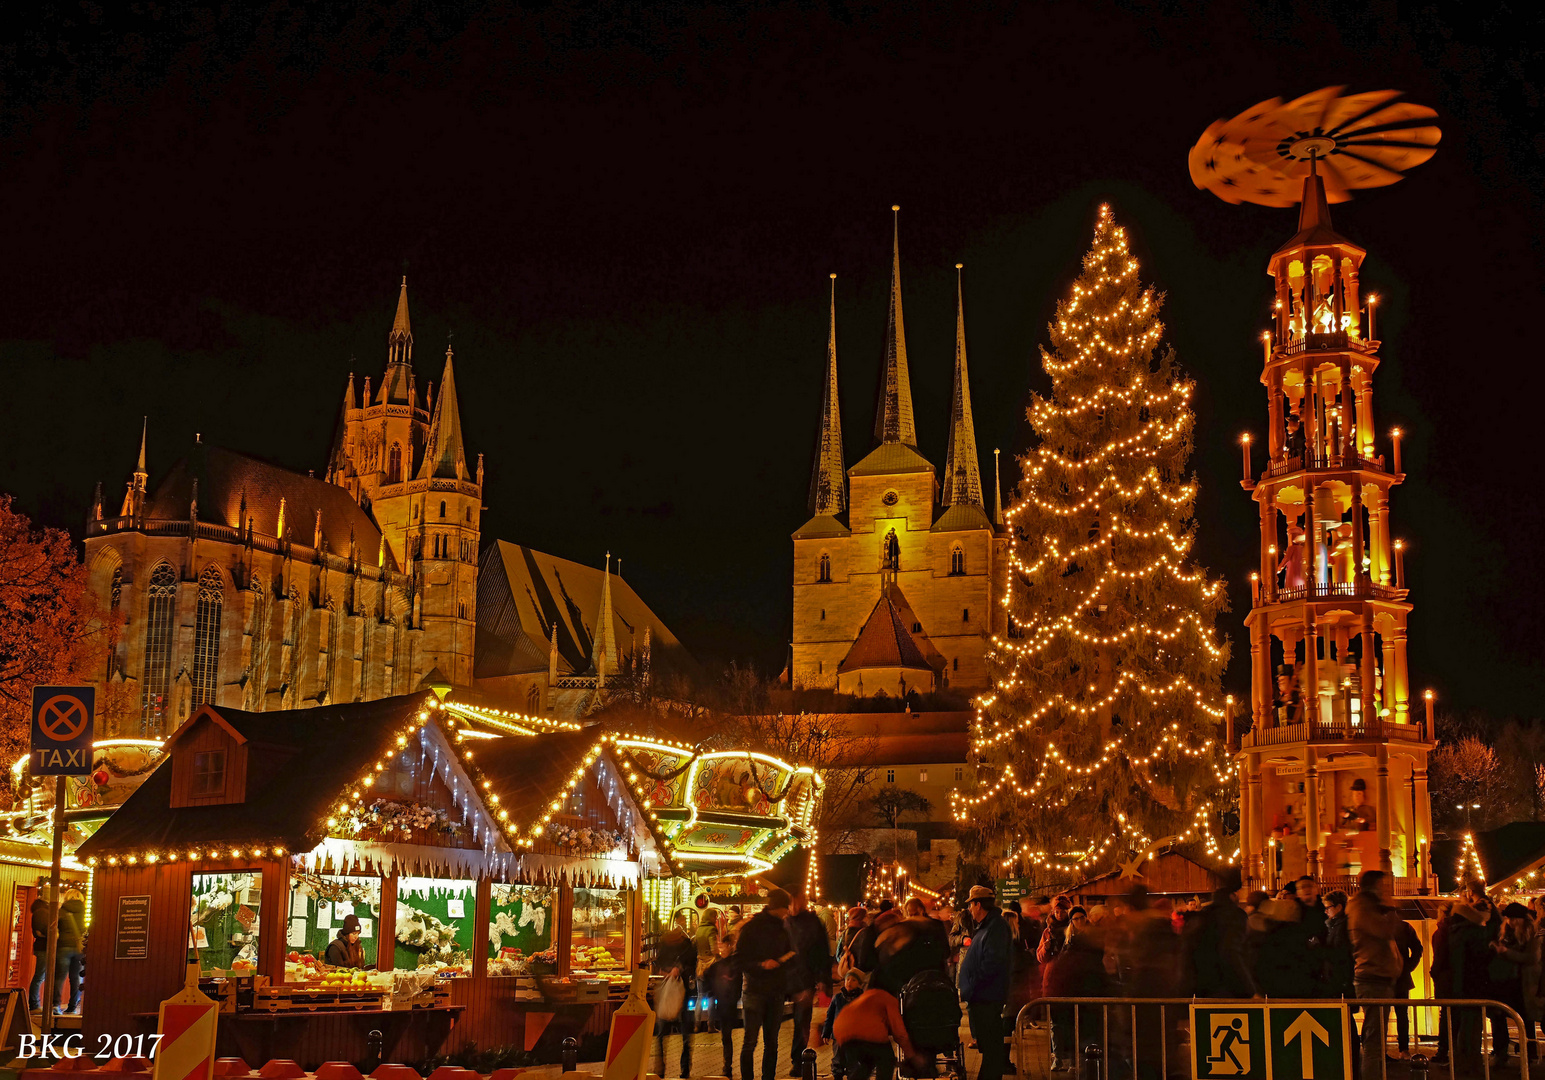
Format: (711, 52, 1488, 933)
(898, 970, 965, 1080)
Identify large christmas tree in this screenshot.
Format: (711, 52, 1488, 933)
(961, 205, 1231, 877)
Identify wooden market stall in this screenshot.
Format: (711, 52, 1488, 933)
(75, 693, 680, 1067)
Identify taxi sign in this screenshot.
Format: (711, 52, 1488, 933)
(30, 686, 95, 776)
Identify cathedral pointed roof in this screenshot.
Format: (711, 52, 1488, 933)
(588, 553, 621, 678)
(377, 277, 415, 405)
(941, 264, 983, 511)
(417, 346, 470, 481)
(808, 274, 847, 518)
(837, 591, 933, 674)
(136, 416, 148, 476)
(326, 374, 355, 483)
(873, 206, 916, 448)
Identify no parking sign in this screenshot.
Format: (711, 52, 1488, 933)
(30, 686, 94, 775)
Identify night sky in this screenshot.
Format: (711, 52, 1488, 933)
(2, 2, 1541, 719)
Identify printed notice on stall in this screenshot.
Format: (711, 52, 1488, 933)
(447, 898, 465, 918)
(317, 905, 331, 930)
(335, 901, 354, 922)
(291, 892, 309, 917)
(287, 918, 308, 947)
(115, 895, 150, 959)
(357, 918, 373, 939)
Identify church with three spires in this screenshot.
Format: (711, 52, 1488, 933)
(790, 209, 1010, 698)
(84, 280, 693, 735)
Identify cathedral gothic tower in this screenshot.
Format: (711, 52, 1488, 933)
(332, 280, 482, 688)
(791, 210, 1008, 698)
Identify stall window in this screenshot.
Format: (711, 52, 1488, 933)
(571, 888, 628, 975)
(284, 873, 382, 978)
(190, 872, 262, 976)
(395, 877, 476, 975)
(191, 751, 226, 797)
(488, 883, 555, 976)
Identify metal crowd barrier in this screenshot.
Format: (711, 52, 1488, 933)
(1015, 996, 1533, 1080)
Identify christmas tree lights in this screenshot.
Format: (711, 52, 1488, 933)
(959, 206, 1230, 875)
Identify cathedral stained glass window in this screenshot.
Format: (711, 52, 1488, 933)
(192, 565, 224, 707)
(142, 562, 177, 734)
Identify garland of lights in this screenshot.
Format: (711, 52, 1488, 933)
(961, 204, 1230, 874)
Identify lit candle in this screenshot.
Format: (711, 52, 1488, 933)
(1394, 539, 1406, 589)
(1367, 293, 1379, 341)
(1391, 427, 1404, 474)
(1261, 331, 1271, 366)
(1240, 433, 1253, 482)
(1424, 689, 1435, 733)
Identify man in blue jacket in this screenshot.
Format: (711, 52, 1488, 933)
(958, 885, 1011, 1080)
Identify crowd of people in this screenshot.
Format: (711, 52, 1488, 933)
(651, 870, 1545, 1080)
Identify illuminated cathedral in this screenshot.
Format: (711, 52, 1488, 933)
(789, 210, 1010, 698)
(84, 280, 692, 735)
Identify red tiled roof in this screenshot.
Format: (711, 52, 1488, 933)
(838, 595, 932, 674)
(825, 711, 972, 766)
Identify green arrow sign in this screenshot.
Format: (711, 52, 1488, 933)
(1268, 1005, 1350, 1080)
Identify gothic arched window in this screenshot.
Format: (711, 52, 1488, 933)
(109, 567, 122, 610)
(818, 553, 832, 583)
(247, 577, 269, 711)
(950, 545, 965, 575)
(142, 563, 178, 734)
(527, 685, 540, 712)
(439, 500, 446, 518)
(882, 530, 900, 571)
(192, 565, 224, 707)
(388, 443, 403, 482)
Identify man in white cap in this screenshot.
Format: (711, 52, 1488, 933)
(958, 885, 1011, 1080)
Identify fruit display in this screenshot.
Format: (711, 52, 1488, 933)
(571, 944, 622, 970)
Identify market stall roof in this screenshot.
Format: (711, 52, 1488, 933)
(78, 694, 447, 859)
(1432, 821, 1545, 895)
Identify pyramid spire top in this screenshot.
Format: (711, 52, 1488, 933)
(590, 552, 620, 683)
(417, 343, 470, 482)
(136, 416, 148, 476)
(874, 205, 916, 447)
(942, 263, 983, 509)
(809, 273, 847, 517)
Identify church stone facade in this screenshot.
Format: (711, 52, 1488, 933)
(85, 280, 682, 736)
(790, 215, 1009, 697)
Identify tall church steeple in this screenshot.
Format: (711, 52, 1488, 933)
(378, 277, 414, 405)
(941, 263, 983, 509)
(590, 553, 620, 685)
(874, 205, 916, 447)
(418, 344, 469, 481)
(809, 273, 847, 517)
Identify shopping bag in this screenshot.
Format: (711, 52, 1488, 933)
(655, 972, 685, 1021)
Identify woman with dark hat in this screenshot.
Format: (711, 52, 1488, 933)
(325, 914, 366, 968)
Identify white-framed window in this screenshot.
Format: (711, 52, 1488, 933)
(919, 768, 929, 783)
(954, 767, 964, 782)
(886, 769, 895, 784)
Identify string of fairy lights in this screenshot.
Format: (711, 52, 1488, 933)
(958, 204, 1230, 870)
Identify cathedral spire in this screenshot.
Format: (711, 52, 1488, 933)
(136, 416, 148, 478)
(874, 205, 916, 447)
(809, 273, 846, 517)
(941, 264, 983, 509)
(590, 552, 620, 684)
(378, 276, 415, 405)
(993, 447, 1004, 527)
(417, 344, 470, 481)
(122, 417, 149, 519)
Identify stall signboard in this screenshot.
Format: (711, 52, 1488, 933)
(116, 895, 151, 960)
